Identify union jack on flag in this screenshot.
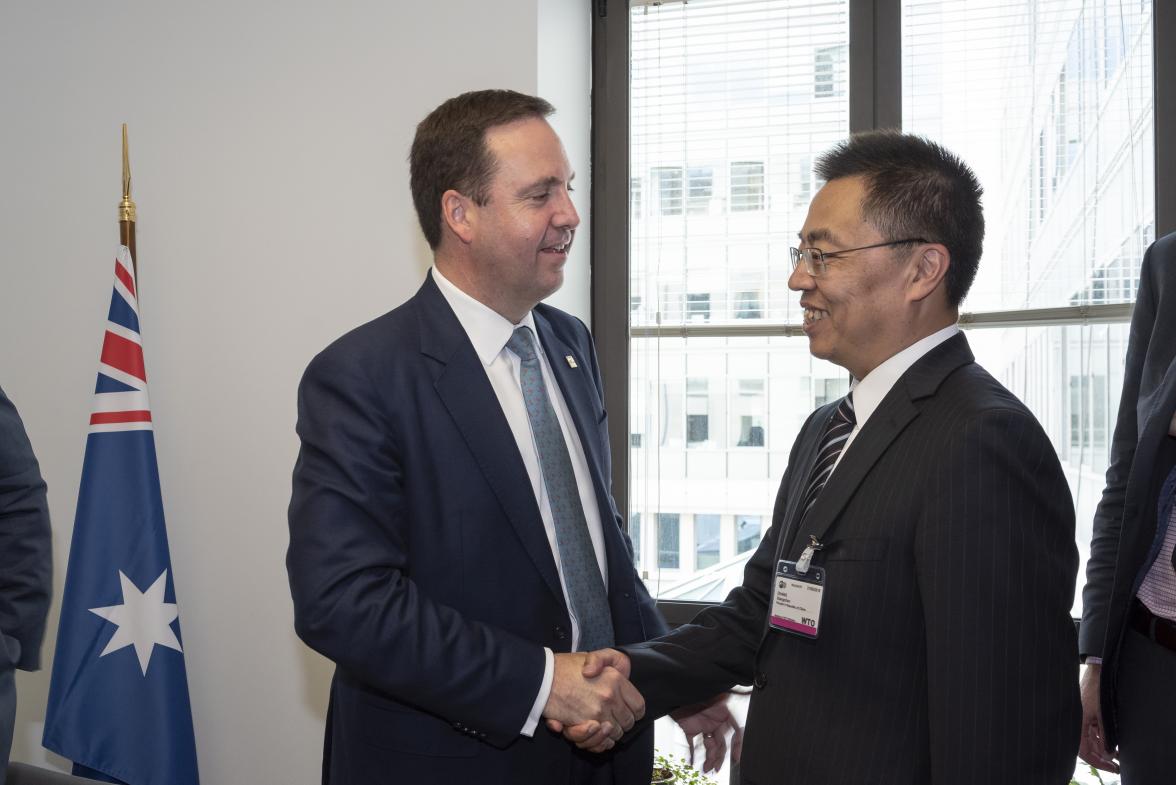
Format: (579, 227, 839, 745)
(44, 245, 200, 785)
(89, 247, 152, 432)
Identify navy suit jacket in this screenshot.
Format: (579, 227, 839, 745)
(0, 383, 52, 780)
(0, 384, 52, 672)
(624, 334, 1081, 784)
(287, 273, 666, 785)
(1079, 231, 1176, 747)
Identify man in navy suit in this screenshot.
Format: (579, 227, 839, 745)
(287, 90, 730, 784)
(0, 384, 52, 785)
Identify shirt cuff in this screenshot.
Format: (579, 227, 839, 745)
(521, 647, 555, 737)
(1083, 656, 1103, 666)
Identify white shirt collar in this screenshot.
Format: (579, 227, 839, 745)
(850, 324, 961, 430)
(432, 266, 538, 366)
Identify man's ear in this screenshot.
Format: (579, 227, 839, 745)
(441, 189, 475, 245)
(909, 243, 950, 302)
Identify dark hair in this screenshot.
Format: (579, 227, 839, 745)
(814, 130, 984, 306)
(409, 89, 555, 249)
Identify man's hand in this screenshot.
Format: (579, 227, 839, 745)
(546, 649, 636, 752)
(543, 651, 645, 752)
(671, 693, 743, 773)
(1078, 663, 1119, 773)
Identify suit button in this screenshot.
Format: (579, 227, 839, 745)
(754, 671, 767, 689)
(553, 625, 568, 641)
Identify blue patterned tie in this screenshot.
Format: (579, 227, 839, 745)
(799, 392, 856, 519)
(506, 327, 615, 650)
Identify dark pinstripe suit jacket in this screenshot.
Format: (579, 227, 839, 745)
(1079, 231, 1176, 748)
(626, 333, 1082, 784)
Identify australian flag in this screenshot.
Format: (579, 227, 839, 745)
(43, 246, 199, 785)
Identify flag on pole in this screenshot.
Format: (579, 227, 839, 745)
(43, 246, 199, 785)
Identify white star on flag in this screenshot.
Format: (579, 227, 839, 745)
(89, 570, 184, 675)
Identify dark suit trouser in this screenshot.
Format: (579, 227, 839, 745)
(1116, 628, 1176, 783)
(0, 664, 15, 785)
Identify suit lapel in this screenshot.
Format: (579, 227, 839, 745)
(534, 313, 602, 483)
(533, 312, 636, 594)
(416, 276, 565, 604)
(785, 333, 975, 556)
(795, 394, 919, 550)
(775, 405, 834, 555)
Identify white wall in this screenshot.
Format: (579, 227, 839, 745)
(0, 2, 591, 782)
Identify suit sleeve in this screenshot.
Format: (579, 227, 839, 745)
(916, 408, 1080, 784)
(623, 410, 823, 718)
(0, 384, 53, 671)
(1079, 241, 1161, 658)
(286, 350, 545, 747)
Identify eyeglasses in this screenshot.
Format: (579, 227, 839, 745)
(789, 238, 929, 276)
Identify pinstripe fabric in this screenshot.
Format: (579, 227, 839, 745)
(627, 333, 1081, 784)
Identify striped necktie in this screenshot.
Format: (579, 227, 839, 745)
(799, 392, 856, 519)
(506, 327, 615, 650)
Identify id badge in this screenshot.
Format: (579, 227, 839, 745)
(769, 560, 826, 638)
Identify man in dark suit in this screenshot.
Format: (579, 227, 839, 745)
(287, 90, 730, 785)
(0, 384, 53, 785)
(566, 131, 1082, 783)
(1078, 231, 1176, 781)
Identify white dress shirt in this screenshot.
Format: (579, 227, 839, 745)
(432, 267, 609, 736)
(833, 324, 961, 473)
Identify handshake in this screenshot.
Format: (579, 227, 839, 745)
(541, 649, 741, 772)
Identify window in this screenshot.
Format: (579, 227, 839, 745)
(687, 167, 714, 214)
(814, 376, 850, 409)
(733, 379, 765, 447)
(657, 513, 680, 569)
(686, 378, 710, 446)
(736, 516, 762, 554)
(695, 514, 721, 569)
(814, 44, 847, 98)
(630, 177, 643, 220)
(902, 0, 1154, 616)
(686, 293, 711, 323)
(729, 161, 765, 212)
(652, 166, 684, 215)
(625, 0, 852, 610)
(733, 290, 763, 319)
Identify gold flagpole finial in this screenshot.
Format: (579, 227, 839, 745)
(119, 123, 136, 223)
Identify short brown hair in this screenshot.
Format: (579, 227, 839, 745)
(409, 89, 555, 249)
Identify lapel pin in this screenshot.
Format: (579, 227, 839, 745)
(565, 355, 578, 368)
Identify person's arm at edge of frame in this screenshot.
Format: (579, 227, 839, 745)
(1077, 238, 1162, 773)
(0, 383, 52, 673)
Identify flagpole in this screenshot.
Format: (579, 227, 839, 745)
(118, 123, 137, 278)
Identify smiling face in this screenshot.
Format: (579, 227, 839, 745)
(789, 176, 920, 380)
(461, 117, 580, 321)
